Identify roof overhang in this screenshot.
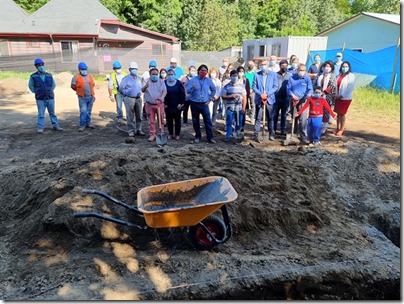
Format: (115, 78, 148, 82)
(0, 33, 97, 39)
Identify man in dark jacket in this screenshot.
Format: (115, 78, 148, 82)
(273, 59, 292, 136)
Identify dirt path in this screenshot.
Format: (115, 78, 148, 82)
(0, 75, 400, 300)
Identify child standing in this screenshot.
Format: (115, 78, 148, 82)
(294, 86, 336, 146)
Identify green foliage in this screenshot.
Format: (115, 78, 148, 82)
(0, 71, 32, 80)
(353, 86, 400, 119)
(12, 0, 399, 51)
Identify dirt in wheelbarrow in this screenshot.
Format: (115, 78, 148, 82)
(0, 78, 400, 300)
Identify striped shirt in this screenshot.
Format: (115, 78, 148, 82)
(221, 82, 246, 111)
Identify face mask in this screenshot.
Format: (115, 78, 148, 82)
(80, 70, 88, 76)
(161, 73, 167, 79)
(150, 75, 159, 82)
(210, 72, 217, 78)
(248, 65, 254, 70)
(231, 76, 238, 83)
(341, 67, 349, 73)
(199, 70, 208, 78)
(190, 71, 196, 77)
(130, 69, 138, 76)
(291, 63, 298, 69)
(37, 66, 45, 73)
(313, 93, 322, 99)
(260, 66, 268, 72)
(298, 71, 305, 77)
(168, 75, 176, 82)
(324, 67, 331, 73)
(238, 72, 244, 77)
(280, 67, 288, 73)
(314, 58, 321, 63)
(115, 69, 122, 74)
(336, 56, 342, 61)
(269, 61, 276, 66)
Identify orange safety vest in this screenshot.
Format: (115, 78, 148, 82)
(75, 74, 95, 97)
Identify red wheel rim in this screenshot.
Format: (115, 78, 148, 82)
(195, 222, 221, 246)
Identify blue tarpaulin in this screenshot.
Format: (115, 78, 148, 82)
(307, 46, 400, 93)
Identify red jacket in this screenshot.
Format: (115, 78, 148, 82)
(297, 96, 336, 118)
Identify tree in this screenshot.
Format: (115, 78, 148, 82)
(99, 0, 138, 23)
(14, 0, 49, 13)
(177, 0, 204, 50)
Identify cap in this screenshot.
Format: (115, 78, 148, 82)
(336, 52, 343, 57)
(170, 57, 178, 63)
(149, 60, 157, 67)
(112, 61, 122, 69)
(129, 61, 138, 69)
(78, 62, 88, 69)
(34, 58, 44, 66)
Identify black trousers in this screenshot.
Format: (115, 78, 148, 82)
(166, 110, 182, 136)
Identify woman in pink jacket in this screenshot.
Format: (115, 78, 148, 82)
(334, 61, 356, 136)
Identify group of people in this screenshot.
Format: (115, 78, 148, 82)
(29, 52, 356, 146)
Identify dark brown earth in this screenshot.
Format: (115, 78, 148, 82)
(0, 75, 400, 300)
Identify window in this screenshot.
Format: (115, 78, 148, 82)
(259, 45, 266, 57)
(27, 41, 40, 48)
(61, 41, 79, 62)
(152, 44, 166, 56)
(352, 48, 363, 52)
(271, 44, 281, 57)
(247, 45, 254, 61)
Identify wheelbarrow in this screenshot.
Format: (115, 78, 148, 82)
(74, 176, 238, 250)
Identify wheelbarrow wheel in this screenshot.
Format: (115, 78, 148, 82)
(188, 215, 227, 250)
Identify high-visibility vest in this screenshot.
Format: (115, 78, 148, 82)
(75, 74, 95, 97)
(111, 71, 127, 95)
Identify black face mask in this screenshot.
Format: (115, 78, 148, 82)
(280, 67, 288, 72)
(248, 65, 254, 70)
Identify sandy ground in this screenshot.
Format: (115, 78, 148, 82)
(0, 74, 400, 300)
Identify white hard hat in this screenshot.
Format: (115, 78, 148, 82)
(129, 61, 138, 69)
(170, 57, 178, 63)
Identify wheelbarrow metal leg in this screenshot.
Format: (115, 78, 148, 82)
(74, 212, 147, 230)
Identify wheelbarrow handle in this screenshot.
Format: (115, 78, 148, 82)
(74, 212, 148, 230)
(82, 189, 143, 216)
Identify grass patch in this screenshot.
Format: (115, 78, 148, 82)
(352, 86, 400, 120)
(0, 71, 32, 80)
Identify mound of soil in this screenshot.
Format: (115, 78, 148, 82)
(54, 72, 74, 87)
(0, 78, 30, 96)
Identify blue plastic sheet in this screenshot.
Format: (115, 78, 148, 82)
(308, 46, 400, 93)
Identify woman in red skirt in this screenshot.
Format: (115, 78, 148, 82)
(334, 61, 356, 136)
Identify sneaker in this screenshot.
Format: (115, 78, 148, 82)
(192, 138, 200, 143)
(78, 127, 85, 132)
(37, 128, 44, 133)
(136, 130, 145, 136)
(117, 119, 126, 126)
(148, 135, 156, 142)
(269, 135, 275, 141)
(280, 130, 287, 136)
(252, 134, 261, 143)
(128, 131, 135, 137)
(87, 124, 95, 129)
(314, 141, 321, 146)
(175, 135, 180, 140)
(207, 139, 217, 144)
(53, 126, 64, 131)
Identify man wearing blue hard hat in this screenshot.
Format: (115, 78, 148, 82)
(108, 60, 127, 125)
(71, 62, 96, 132)
(28, 58, 63, 133)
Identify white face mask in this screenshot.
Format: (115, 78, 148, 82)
(324, 67, 331, 73)
(298, 71, 305, 77)
(116, 69, 122, 74)
(210, 72, 217, 78)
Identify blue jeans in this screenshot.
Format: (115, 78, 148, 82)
(190, 102, 214, 141)
(78, 96, 94, 127)
(254, 103, 275, 136)
(273, 96, 289, 133)
(307, 116, 323, 143)
(114, 92, 125, 119)
(36, 99, 59, 129)
(226, 108, 243, 139)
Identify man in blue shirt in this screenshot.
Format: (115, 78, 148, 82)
(287, 63, 313, 143)
(119, 61, 144, 138)
(252, 59, 278, 142)
(186, 64, 216, 143)
(28, 58, 63, 133)
(167, 57, 184, 79)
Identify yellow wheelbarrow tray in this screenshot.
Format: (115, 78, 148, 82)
(74, 176, 238, 250)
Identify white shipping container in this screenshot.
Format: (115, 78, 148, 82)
(242, 36, 328, 64)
